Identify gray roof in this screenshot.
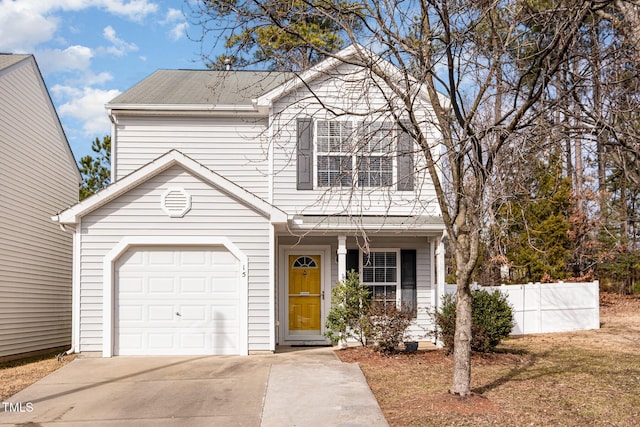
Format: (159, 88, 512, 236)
(0, 54, 31, 71)
(109, 70, 292, 106)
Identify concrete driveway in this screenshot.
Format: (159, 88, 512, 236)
(0, 347, 388, 427)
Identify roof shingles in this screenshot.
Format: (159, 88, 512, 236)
(0, 54, 31, 72)
(108, 70, 292, 106)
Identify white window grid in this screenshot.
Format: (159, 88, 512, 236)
(315, 120, 396, 188)
(360, 249, 401, 307)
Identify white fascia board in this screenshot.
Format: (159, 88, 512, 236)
(106, 104, 267, 121)
(52, 150, 287, 225)
(288, 219, 446, 234)
(105, 103, 259, 112)
(53, 154, 179, 224)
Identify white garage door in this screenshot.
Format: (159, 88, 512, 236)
(114, 246, 241, 356)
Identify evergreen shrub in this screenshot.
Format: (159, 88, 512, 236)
(436, 289, 514, 355)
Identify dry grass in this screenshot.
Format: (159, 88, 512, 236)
(337, 293, 640, 426)
(0, 352, 76, 401)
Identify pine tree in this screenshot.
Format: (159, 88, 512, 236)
(79, 135, 111, 200)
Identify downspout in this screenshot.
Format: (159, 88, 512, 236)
(52, 215, 78, 355)
(109, 109, 117, 183)
(266, 101, 277, 351)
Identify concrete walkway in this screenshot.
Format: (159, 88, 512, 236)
(0, 347, 388, 427)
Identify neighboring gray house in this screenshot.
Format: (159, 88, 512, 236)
(0, 54, 80, 360)
(54, 45, 447, 357)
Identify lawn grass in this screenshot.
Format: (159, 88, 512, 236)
(343, 339, 639, 426)
(0, 351, 75, 401)
(338, 294, 640, 426)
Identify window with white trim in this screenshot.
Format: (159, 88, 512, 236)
(317, 121, 353, 186)
(357, 121, 393, 187)
(316, 120, 395, 188)
(361, 250, 399, 308)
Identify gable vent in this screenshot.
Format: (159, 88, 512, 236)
(161, 187, 192, 218)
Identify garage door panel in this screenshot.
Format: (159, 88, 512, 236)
(181, 333, 206, 349)
(148, 250, 176, 265)
(148, 305, 175, 321)
(115, 246, 241, 356)
(119, 305, 144, 321)
(148, 334, 175, 349)
(180, 305, 206, 320)
(180, 277, 207, 293)
(118, 334, 143, 350)
(214, 279, 240, 292)
(148, 277, 176, 293)
(212, 305, 238, 321)
(119, 277, 144, 294)
(212, 332, 239, 354)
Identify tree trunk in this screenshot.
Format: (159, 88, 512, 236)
(450, 232, 475, 396)
(451, 278, 473, 395)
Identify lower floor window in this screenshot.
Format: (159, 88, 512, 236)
(362, 251, 399, 307)
(370, 285, 397, 310)
(354, 249, 416, 317)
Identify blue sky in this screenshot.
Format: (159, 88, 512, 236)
(0, 0, 212, 162)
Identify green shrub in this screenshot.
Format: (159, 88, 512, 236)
(325, 271, 371, 345)
(435, 293, 457, 354)
(435, 289, 514, 355)
(365, 302, 414, 354)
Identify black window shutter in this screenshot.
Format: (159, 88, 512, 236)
(397, 129, 414, 191)
(297, 118, 313, 190)
(401, 249, 417, 315)
(346, 249, 359, 275)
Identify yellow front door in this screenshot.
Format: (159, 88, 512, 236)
(288, 255, 321, 332)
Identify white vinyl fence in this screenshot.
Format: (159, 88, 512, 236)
(436, 281, 600, 335)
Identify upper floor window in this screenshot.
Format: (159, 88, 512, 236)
(316, 121, 354, 186)
(296, 117, 414, 192)
(357, 122, 393, 187)
(316, 120, 395, 188)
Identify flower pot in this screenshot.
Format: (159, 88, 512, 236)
(404, 341, 418, 353)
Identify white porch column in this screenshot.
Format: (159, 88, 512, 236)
(337, 235, 347, 281)
(436, 234, 445, 290)
(434, 234, 447, 347)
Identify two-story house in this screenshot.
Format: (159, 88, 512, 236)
(54, 45, 446, 356)
(1, 54, 80, 361)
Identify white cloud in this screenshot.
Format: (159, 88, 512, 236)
(162, 8, 183, 24)
(0, 0, 158, 52)
(169, 22, 188, 41)
(85, 71, 114, 85)
(160, 7, 188, 40)
(53, 85, 121, 135)
(100, 0, 159, 22)
(0, 2, 58, 52)
(36, 45, 93, 74)
(102, 25, 138, 56)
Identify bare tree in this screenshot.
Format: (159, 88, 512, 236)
(190, 0, 611, 396)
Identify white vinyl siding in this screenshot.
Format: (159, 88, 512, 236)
(114, 117, 269, 198)
(77, 165, 272, 353)
(270, 62, 441, 217)
(0, 57, 79, 359)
